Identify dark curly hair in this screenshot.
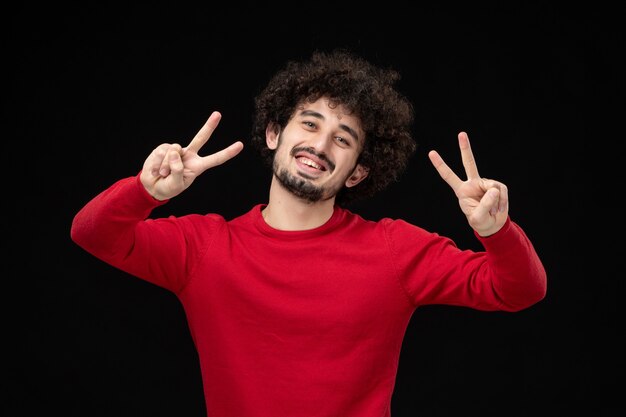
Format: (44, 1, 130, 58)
(250, 49, 416, 205)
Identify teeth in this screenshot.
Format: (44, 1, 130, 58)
(299, 157, 322, 170)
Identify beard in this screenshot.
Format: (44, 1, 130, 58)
(274, 166, 327, 203)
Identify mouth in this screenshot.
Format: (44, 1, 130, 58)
(296, 155, 326, 172)
(292, 148, 333, 176)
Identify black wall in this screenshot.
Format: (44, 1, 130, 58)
(8, 3, 623, 416)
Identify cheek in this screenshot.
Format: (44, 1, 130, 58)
(338, 153, 360, 172)
(273, 145, 292, 165)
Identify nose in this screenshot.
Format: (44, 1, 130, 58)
(308, 130, 334, 154)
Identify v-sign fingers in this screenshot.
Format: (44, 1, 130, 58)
(185, 111, 222, 154)
(458, 132, 480, 180)
(428, 150, 463, 191)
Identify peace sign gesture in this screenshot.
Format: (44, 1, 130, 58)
(140, 111, 244, 201)
(428, 132, 509, 237)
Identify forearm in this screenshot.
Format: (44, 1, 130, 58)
(477, 218, 547, 311)
(70, 174, 166, 264)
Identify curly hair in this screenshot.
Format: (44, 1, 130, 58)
(250, 49, 416, 205)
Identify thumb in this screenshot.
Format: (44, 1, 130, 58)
(484, 188, 500, 216)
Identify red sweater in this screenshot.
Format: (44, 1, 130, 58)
(71, 175, 547, 417)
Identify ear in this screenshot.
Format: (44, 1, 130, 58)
(345, 164, 369, 188)
(265, 123, 280, 150)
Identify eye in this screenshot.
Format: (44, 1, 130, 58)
(303, 121, 316, 129)
(335, 136, 350, 146)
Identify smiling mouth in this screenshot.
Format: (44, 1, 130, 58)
(297, 156, 326, 171)
(291, 146, 334, 173)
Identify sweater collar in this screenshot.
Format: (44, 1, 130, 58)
(251, 204, 345, 239)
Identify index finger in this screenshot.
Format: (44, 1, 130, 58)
(428, 149, 463, 191)
(186, 111, 222, 154)
(458, 131, 480, 180)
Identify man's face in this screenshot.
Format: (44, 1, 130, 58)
(266, 98, 369, 203)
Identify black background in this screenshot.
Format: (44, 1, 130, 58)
(7, 3, 623, 416)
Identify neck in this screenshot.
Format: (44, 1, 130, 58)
(262, 177, 336, 231)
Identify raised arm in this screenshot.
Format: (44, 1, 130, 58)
(140, 111, 244, 201)
(428, 131, 508, 237)
(71, 111, 244, 289)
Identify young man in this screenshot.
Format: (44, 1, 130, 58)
(71, 49, 547, 416)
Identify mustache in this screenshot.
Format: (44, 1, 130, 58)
(290, 146, 336, 172)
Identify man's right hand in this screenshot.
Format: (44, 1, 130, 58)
(140, 111, 244, 201)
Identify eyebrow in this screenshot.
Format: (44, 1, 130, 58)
(300, 110, 360, 143)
